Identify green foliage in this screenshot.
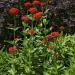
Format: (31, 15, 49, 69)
(0, 34, 75, 75)
(0, 0, 75, 75)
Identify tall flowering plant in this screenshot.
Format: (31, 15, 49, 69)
(0, 0, 74, 75)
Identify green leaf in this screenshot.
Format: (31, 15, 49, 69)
(6, 27, 20, 31)
(44, 9, 49, 14)
(43, 72, 50, 75)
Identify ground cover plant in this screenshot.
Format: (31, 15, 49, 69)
(0, 34, 75, 75)
(0, 0, 75, 75)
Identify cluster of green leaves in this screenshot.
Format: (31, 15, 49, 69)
(0, 34, 75, 75)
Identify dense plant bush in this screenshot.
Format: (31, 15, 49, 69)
(0, 0, 75, 75)
(0, 34, 75, 75)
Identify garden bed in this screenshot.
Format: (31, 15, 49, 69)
(0, 0, 75, 75)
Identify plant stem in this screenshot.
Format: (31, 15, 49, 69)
(14, 16, 16, 46)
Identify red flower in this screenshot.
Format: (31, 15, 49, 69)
(21, 15, 30, 22)
(51, 32, 61, 37)
(28, 7, 38, 14)
(28, 28, 36, 35)
(8, 7, 19, 15)
(32, 1, 45, 6)
(46, 34, 53, 39)
(46, 32, 61, 39)
(32, 1, 41, 5)
(8, 46, 17, 53)
(41, 40, 48, 43)
(24, 2, 32, 9)
(33, 12, 44, 19)
(48, 44, 56, 49)
(40, 2, 45, 6)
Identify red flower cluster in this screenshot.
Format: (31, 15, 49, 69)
(51, 32, 61, 37)
(46, 32, 61, 39)
(24, 2, 32, 9)
(33, 12, 44, 19)
(9, 7, 19, 15)
(32, 1, 45, 6)
(41, 40, 48, 44)
(21, 15, 30, 22)
(8, 46, 17, 53)
(28, 7, 38, 14)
